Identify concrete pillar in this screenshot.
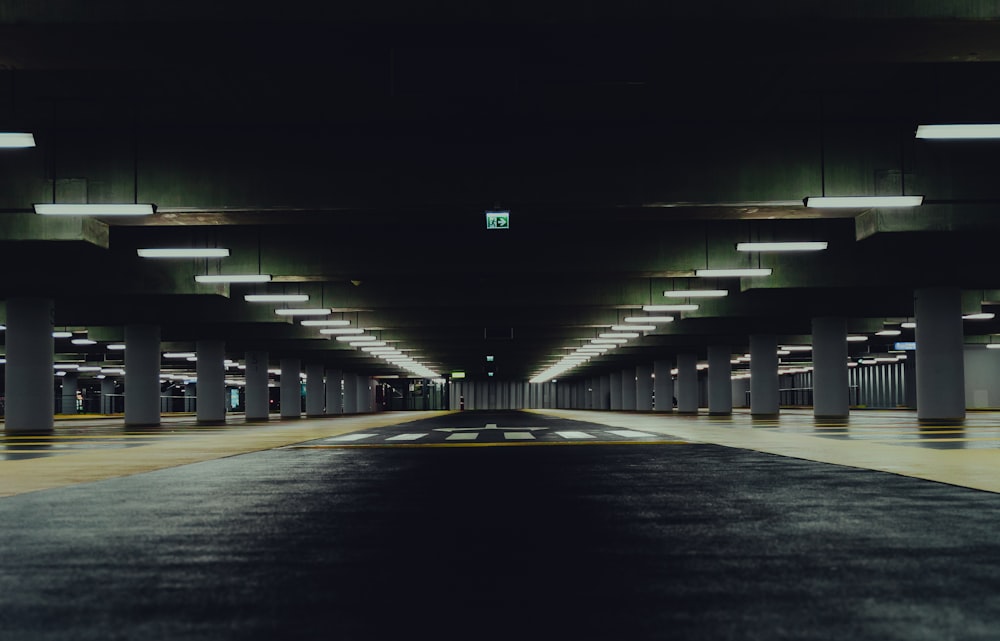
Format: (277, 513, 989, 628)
(621, 368, 637, 410)
(609, 371, 623, 410)
(750, 334, 779, 417)
(707, 345, 732, 415)
(196, 339, 226, 424)
(184, 382, 197, 412)
(599, 375, 610, 409)
(636, 364, 653, 411)
(100, 377, 116, 414)
(324, 368, 343, 415)
(654, 359, 673, 411)
(812, 317, 849, 419)
(245, 350, 269, 421)
(280, 358, 301, 419)
(5, 298, 54, 433)
(343, 374, 359, 413)
(903, 352, 917, 409)
(676, 353, 699, 414)
(915, 287, 965, 423)
(305, 363, 325, 417)
(125, 324, 161, 427)
(60, 372, 79, 414)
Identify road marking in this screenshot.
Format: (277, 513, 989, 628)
(386, 433, 428, 441)
(606, 430, 657, 438)
(446, 433, 479, 441)
(326, 434, 376, 442)
(556, 431, 596, 439)
(504, 432, 536, 440)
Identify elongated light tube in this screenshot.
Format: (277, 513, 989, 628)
(804, 196, 923, 208)
(274, 308, 331, 316)
(624, 316, 674, 323)
(138, 248, 230, 258)
(196, 274, 272, 284)
(0, 132, 35, 148)
(36, 203, 154, 216)
(695, 268, 772, 277)
(916, 124, 1000, 140)
(612, 324, 655, 331)
(599, 332, 639, 339)
(320, 327, 365, 335)
(642, 304, 698, 312)
(736, 242, 827, 252)
(245, 294, 308, 302)
(663, 289, 727, 298)
(301, 320, 351, 327)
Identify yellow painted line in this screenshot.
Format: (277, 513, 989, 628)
(285, 439, 689, 450)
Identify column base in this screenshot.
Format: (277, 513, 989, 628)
(677, 410, 698, 415)
(751, 413, 779, 420)
(245, 415, 270, 423)
(280, 414, 302, 420)
(815, 414, 849, 421)
(708, 411, 732, 417)
(306, 413, 325, 418)
(918, 417, 965, 426)
(4, 427, 54, 436)
(124, 421, 161, 428)
(197, 419, 226, 426)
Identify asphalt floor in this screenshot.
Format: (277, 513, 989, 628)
(2, 409, 1000, 640)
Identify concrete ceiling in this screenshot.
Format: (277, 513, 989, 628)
(2, 2, 1000, 382)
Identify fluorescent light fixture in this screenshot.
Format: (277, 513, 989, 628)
(336, 335, 376, 342)
(0, 325, 5, 331)
(245, 294, 308, 302)
(695, 268, 772, 277)
(138, 248, 230, 258)
(875, 329, 902, 336)
(71, 338, 97, 345)
(847, 335, 869, 342)
(164, 352, 196, 358)
(186, 356, 198, 362)
(54, 363, 80, 370)
(591, 338, 627, 344)
(963, 313, 996, 320)
(901, 322, 916, 329)
(642, 304, 699, 312)
(916, 124, 1000, 140)
(101, 368, 125, 375)
(987, 344, 1000, 350)
(300, 319, 351, 327)
(274, 308, 331, 316)
(804, 196, 923, 208)
(107, 344, 126, 350)
(736, 241, 828, 252)
(777, 350, 791, 355)
(663, 289, 728, 298)
(52, 331, 72, 338)
(612, 324, 655, 331)
(0, 132, 35, 148)
(599, 332, 639, 339)
(195, 274, 272, 283)
(35, 203, 155, 216)
(780, 345, 812, 352)
(358, 342, 389, 349)
(320, 327, 365, 335)
(78, 366, 102, 372)
(625, 316, 674, 323)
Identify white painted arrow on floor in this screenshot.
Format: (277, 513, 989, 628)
(432, 423, 549, 433)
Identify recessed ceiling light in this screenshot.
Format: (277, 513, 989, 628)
(663, 289, 728, 298)
(195, 274, 272, 283)
(916, 124, 1000, 139)
(138, 248, 229, 258)
(804, 196, 923, 208)
(736, 242, 828, 252)
(36, 203, 155, 216)
(695, 268, 772, 277)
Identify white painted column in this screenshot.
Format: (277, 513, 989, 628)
(609, 371, 623, 410)
(305, 363, 325, 417)
(125, 324, 161, 427)
(676, 353, 699, 414)
(635, 364, 653, 411)
(750, 334, 779, 417)
(653, 359, 673, 411)
(707, 345, 732, 415)
(196, 339, 226, 424)
(280, 358, 301, 419)
(812, 317, 849, 419)
(324, 368, 343, 415)
(5, 298, 54, 433)
(915, 287, 966, 423)
(244, 350, 269, 421)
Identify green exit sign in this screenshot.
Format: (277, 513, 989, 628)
(485, 211, 510, 229)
